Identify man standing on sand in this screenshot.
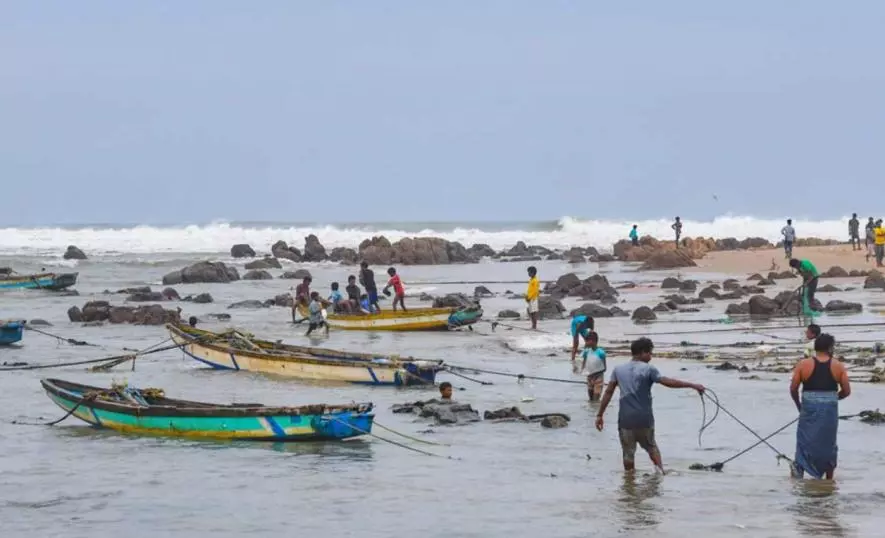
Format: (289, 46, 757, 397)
(596, 337, 705, 473)
(875, 220, 885, 267)
(629, 225, 639, 247)
(525, 266, 540, 329)
(789, 258, 820, 313)
(359, 262, 381, 312)
(848, 214, 860, 251)
(781, 219, 796, 259)
(865, 217, 876, 261)
(671, 217, 682, 247)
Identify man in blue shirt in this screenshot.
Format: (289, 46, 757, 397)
(582, 331, 607, 401)
(595, 337, 704, 473)
(570, 314, 594, 370)
(629, 225, 639, 246)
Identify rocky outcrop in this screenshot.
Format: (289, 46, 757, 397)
(432, 293, 477, 309)
(243, 270, 273, 280)
(723, 279, 741, 290)
(661, 277, 682, 289)
(748, 295, 779, 316)
(864, 272, 885, 289)
(504, 241, 531, 257)
(162, 262, 240, 285)
(497, 309, 520, 319)
(302, 234, 327, 262)
(631, 306, 657, 322)
(725, 303, 750, 315)
(230, 244, 256, 258)
(329, 247, 358, 265)
(728, 291, 824, 318)
(245, 257, 282, 270)
(825, 300, 862, 313)
(281, 269, 312, 280)
(818, 284, 842, 292)
(474, 286, 493, 298)
(358, 236, 477, 265)
(538, 297, 566, 319)
(569, 303, 615, 318)
(639, 250, 697, 270)
(271, 240, 302, 262)
(63, 245, 87, 260)
(267, 293, 294, 308)
(821, 266, 849, 278)
(68, 301, 179, 325)
(228, 300, 268, 309)
(185, 293, 214, 304)
(125, 287, 180, 302)
(698, 286, 720, 299)
(545, 273, 619, 303)
(468, 244, 496, 258)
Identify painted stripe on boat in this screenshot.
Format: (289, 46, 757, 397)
(182, 348, 235, 370)
(90, 407, 103, 426)
(367, 367, 379, 384)
(264, 416, 286, 437)
(229, 352, 240, 371)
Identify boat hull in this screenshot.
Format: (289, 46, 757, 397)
(326, 307, 483, 331)
(0, 272, 78, 290)
(41, 379, 374, 441)
(168, 325, 440, 386)
(0, 320, 24, 345)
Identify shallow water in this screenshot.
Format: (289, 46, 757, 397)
(1, 255, 883, 537)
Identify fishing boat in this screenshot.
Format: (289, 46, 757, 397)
(0, 271, 78, 290)
(41, 378, 374, 441)
(0, 320, 24, 345)
(167, 323, 443, 385)
(325, 306, 483, 331)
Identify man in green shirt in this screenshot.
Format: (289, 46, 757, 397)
(789, 258, 820, 313)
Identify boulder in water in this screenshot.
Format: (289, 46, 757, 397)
(302, 234, 328, 262)
(631, 306, 657, 322)
(540, 415, 569, 429)
(162, 262, 240, 285)
(230, 244, 256, 258)
(243, 270, 273, 280)
(245, 257, 282, 270)
(228, 300, 268, 309)
(281, 269, 312, 280)
(824, 300, 862, 313)
(329, 247, 358, 265)
(474, 285, 493, 298)
(271, 240, 302, 262)
(63, 245, 87, 260)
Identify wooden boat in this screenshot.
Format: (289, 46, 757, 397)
(325, 306, 483, 331)
(0, 320, 24, 345)
(0, 271, 78, 290)
(41, 378, 374, 441)
(167, 323, 443, 385)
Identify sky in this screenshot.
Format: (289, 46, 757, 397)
(1, 2, 884, 226)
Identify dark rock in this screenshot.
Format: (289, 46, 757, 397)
(504, 241, 531, 257)
(564, 253, 584, 263)
(664, 294, 688, 305)
(126, 291, 165, 302)
(161, 287, 180, 301)
(230, 244, 256, 258)
(652, 303, 671, 313)
(719, 291, 745, 301)
(849, 270, 868, 277)
(474, 286, 494, 298)
(206, 313, 231, 321)
(698, 286, 720, 299)
(243, 270, 273, 280)
(661, 277, 682, 289)
(821, 266, 849, 278)
(269, 293, 294, 308)
(757, 278, 776, 286)
(609, 306, 629, 317)
(538, 297, 566, 320)
(664, 300, 679, 310)
(192, 293, 214, 304)
(549, 273, 582, 294)
(570, 303, 613, 318)
(67, 306, 83, 322)
(281, 269, 312, 280)
(302, 234, 327, 262)
(824, 300, 862, 313)
(747, 273, 764, 281)
(26, 319, 52, 327)
(725, 303, 750, 315)
(162, 262, 240, 285)
(244, 257, 282, 270)
(596, 254, 616, 263)
(639, 250, 697, 270)
(484, 407, 525, 420)
(723, 279, 741, 291)
(864, 273, 885, 289)
(680, 280, 698, 292)
(776, 271, 796, 279)
(818, 284, 842, 292)
(63, 245, 87, 260)
(616, 282, 636, 289)
(468, 243, 496, 258)
(540, 415, 569, 429)
(713, 361, 740, 371)
(748, 295, 779, 316)
(742, 286, 765, 294)
(631, 306, 657, 322)
(432, 293, 476, 309)
(329, 247, 358, 265)
(109, 306, 135, 324)
(418, 292, 434, 302)
(228, 300, 268, 309)
(271, 240, 302, 262)
(116, 286, 152, 295)
(497, 309, 521, 319)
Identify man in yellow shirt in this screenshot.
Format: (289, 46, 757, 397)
(525, 266, 540, 329)
(875, 219, 885, 267)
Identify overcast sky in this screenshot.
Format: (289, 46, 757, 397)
(2, 2, 883, 226)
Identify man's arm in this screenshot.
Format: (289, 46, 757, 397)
(658, 377, 704, 393)
(595, 378, 618, 431)
(789, 361, 804, 411)
(835, 362, 852, 400)
(570, 332, 580, 362)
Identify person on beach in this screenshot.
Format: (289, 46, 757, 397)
(595, 337, 705, 473)
(582, 331, 607, 402)
(790, 333, 851, 480)
(849, 214, 860, 251)
(874, 220, 885, 267)
(789, 258, 820, 312)
(569, 314, 596, 374)
(781, 219, 796, 259)
(359, 262, 380, 312)
(865, 217, 876, 261)
(328, 282, 352, 313)
(671, 217, 682, 247)
(439, 381, 453, 401)
(305, 291, 330, 337)
(803, 323, 821, 359)
(629, 225, 639, 247)
(525, 266, 540, 329)
(383, 267, 407, 311)
(345, 275, 361, 311)
(291, 276, 312, 323)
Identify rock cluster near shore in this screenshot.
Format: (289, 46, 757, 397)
(163, 261, 240, 285)
(68, 301, 180, 325)
(63, 245, 87, 260)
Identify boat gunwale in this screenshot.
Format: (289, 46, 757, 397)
(325, 307, 458, 322)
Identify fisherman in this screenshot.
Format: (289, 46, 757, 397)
(359, 293, 376, 314)
(582, 331, 607, 402)
(789, 333, 851, 479)
(789, 258, 820, 313)
(383, 266, 407, 312)
(569, 314, 594, 371)
(188, 316, 198, 328)
(345, 275, 361, 311)
(671, 217, 682, 247)
(305, 291, 330, 337)
(328, 282, 351, 313)
(848, 213, 860, 251)
(359, 262, 381, 312)
(525, 266, 540, 330)
(875, 219, 885, 267)
(292, 276, 312, 323)
(781, 219, 796, 259)
(629, 225, 639, 247)
(439, 381, 453, 401)
(803, 323, 821, 359)
(865, 217, 876, 261)
(595, 337, 705, 473)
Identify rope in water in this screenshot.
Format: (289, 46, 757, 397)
(26, 326, 96, 347)
(703, 388, 792, 462)
(12, 391, 108, 426)
(372, 421, 450, 446)
(445, 364, 586, 385)
(0, 341, 185, 371)
(329, 417, 452, 459)
(628, 321, 885, 338)
(692, 418, 798, 472)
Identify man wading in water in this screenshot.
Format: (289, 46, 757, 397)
(789, 258, 820, 313)
(596, 337, 704, 473)
(790, 333, 851, 480)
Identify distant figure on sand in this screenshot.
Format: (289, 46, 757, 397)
(790, 333, 851, 480)
(671, 217, 682, 247)
(383, 267, 407, 312)
(781, 219, 795, 259)
(359, 262, 381, 312)
(865, 217, 876, 260)
(875, 220, 885, 267)
(525, 266, 540, 329)
(789, 258, 820, 313)
(629, 225, 639, 247)
(582, 331, 607, 402)
(569, 314, 594, 370)
(596, 337, 705, 473)
(849, 214, 860, 251)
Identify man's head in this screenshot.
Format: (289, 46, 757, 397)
(853, 213, 858, 218)
(631, 337, 654, 362)
(675, 216, 681, 221)
(870, 217, 875, 222)
(387, 267, 396, 276)
(303, 276, 312, 285)
(586, 331, 599, 348)
(360, 261, 368, 269)
(348, 275, 356, 284)
(787, 219, 792, 225)
(331, 282, 339, 291)
(814, 333, 836, 356)
(309, 291, 320, 301)
(805, 323, 821, 340)
(527, 266, 537, 278)
(878, 219, 883, 226)
(188, 316, 198, 327)
(788, 258, 800, 269)
(439, 382, 453, 400)
(632, 224, 637, 229)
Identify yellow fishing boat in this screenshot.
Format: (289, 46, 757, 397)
(325, 306, 483, 331)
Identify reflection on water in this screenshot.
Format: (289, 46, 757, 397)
(788, 480, 850, 537)
(616, 472, 662, 531)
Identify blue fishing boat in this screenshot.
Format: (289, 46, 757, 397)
(0, 271, 78, 291)
(0, 320, 24, 345)
(41, 378, 375, 441)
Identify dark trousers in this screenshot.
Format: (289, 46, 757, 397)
(805, 277, 819, 310)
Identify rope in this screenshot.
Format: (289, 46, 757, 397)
(703, 389, 791, 463)
(697, 390, 720, 448)
(445, 364, 586, 385)
(13, 391, 105, 426)
(27, 326, 95, 347)
(372, 421, 450, 446)
(445, 368, 493, 385)
(484, 320, 562, 335)
(328, 417, 453, 459)
(0, 341, 185, 371)
(626, 321, 885, 338)
(691, 418, 798, 472)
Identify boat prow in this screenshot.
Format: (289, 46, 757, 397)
(0, 320, 25, 345)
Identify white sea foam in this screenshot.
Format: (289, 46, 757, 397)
(0, 215, 856, 257)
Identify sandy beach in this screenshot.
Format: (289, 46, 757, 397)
(691, 244, 878, 275)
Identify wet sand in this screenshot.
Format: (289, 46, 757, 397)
(692, 245, 878, 275)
